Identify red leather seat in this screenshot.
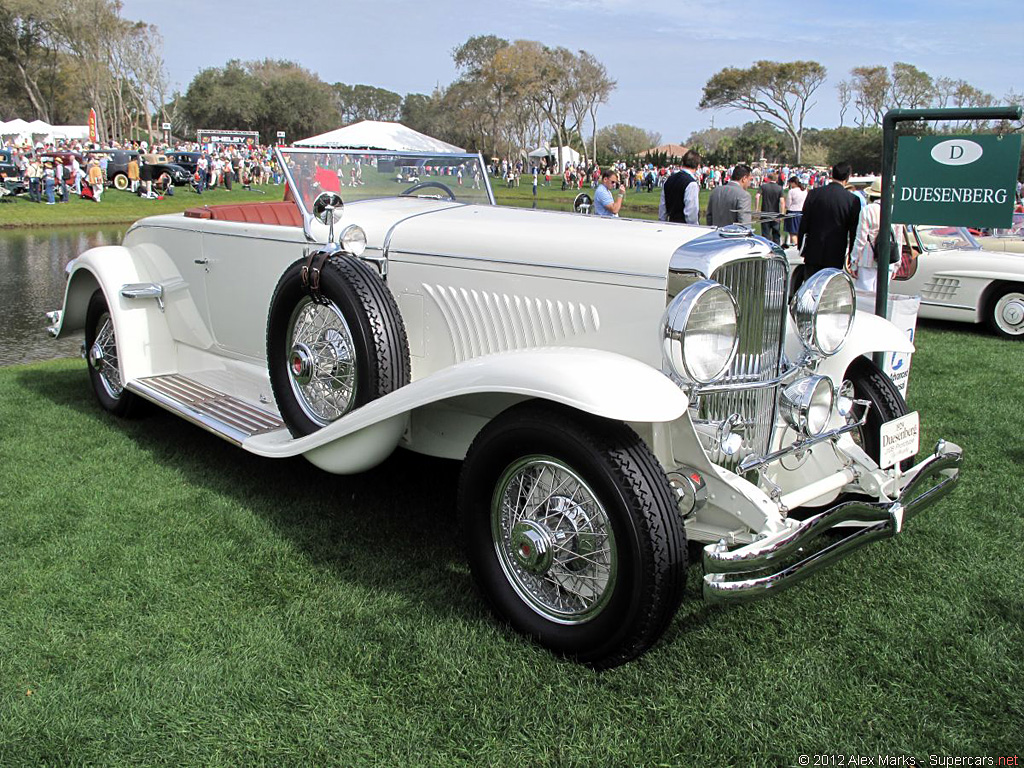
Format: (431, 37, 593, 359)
(184, 201, 302, 227)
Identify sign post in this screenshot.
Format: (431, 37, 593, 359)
(873, 106, 1023, 367)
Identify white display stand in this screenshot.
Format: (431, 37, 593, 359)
(856, 291, 920, 398)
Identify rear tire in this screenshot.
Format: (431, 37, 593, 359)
(458, 401, 687, 669)
(986, 285, 1024, 339)
(113, 173, 128, 191)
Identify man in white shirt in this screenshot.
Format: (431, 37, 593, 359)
(659, 150, 702, 224)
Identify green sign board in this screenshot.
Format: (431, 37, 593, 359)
(892, 133, 1022, 228)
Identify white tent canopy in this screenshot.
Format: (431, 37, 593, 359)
(0, 118, 88, 142)
(295, 120, 464, 153)
(528, 145, 581, 167)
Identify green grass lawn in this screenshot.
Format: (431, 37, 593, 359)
(0, 321, 1020, 765)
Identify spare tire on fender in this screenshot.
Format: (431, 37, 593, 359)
(266, 252, 410, 437)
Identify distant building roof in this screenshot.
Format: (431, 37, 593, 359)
(640, 143, 689, 157)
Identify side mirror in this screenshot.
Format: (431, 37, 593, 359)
(312, 191, 344, 242)
(573, 192, 592, 215)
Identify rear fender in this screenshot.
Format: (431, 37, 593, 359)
(54, 246, 176, 381)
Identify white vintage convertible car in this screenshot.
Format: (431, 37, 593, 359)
(47, 148, 962, 667)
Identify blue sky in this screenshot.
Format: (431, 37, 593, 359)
(121, 0, 1023, 143)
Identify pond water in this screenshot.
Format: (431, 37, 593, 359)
(0, 226, 124, 366)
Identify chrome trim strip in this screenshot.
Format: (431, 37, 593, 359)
(389, 248, 666, 281)
(702, 442, 962, 603)
(919, 300, 975, 311)
(380, 204, 468, 262)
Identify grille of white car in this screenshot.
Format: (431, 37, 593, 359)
(698, 255, 790, 470)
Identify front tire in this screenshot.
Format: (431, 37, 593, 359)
(113, 173, 128, 191)
(986, 285, 1024, 339)
(843, 356, 913, 470)
(266, 253, 410, 436)
(84, 290, 141, 417)
(458, 402, 687, 669)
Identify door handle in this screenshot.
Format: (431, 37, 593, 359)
(194, 258, 209, 264)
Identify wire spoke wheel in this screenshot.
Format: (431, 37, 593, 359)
(491, 456, 617, 624)
(90, 311, 124, 399)
(286, 297, 358, 425)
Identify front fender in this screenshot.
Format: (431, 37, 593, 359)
(243, 348, 689, 468)
(54, 246, 175, 382)
(817, 310, 914, 383)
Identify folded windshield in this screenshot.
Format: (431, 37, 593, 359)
(275, 147, 494, 217)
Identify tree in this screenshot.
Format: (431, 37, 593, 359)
(0, 0, 61, 122)
(568, 50, 615, 162)
(699, 60, 827, 163)
(595, 123, 660, 160)
(849, 65, 889, 127)
(836, 80, 852, 128)
(889, 62, 933, 109)
(333, 83, 402, 123)
(181, 61, 261, 136)
(452, 34, 509, 77)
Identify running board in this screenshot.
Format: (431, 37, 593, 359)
(128, 374, 284, 446)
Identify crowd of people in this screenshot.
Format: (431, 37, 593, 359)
(0, 136, 284, 203)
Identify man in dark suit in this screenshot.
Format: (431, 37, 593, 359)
(797, 162, 860, 280)
(706, 164, 752, 227)
(755, 171, 785, 244)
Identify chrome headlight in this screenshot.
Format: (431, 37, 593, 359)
(340, 224, 367, 257)
(780, 375, 835, 436)
(791, 269, 855, 356)
(662, 280, 739, 385)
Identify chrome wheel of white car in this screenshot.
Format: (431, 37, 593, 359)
(491, 456, 617, 624)
(988, 287, 1024, 338)
(286, 297, 358, 425)
(459, 402, 687, 669)
(91, 311, 123, 399)
(84, 290, 141, 417)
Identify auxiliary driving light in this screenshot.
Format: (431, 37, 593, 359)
(340, 224, 367, 257)
(780, 375, 835, 436)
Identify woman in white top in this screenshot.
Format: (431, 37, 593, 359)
(851, 179, 905, 293)
(783, 177, 807, 246)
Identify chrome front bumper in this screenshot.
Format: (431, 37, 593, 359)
(703, 441, 963, 604)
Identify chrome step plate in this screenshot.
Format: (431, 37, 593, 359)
(129, 374, 283, 445)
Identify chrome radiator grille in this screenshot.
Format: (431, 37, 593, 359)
(697, 256, 789, 469)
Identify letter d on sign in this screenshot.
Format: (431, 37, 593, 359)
(931, 139, 984, 166)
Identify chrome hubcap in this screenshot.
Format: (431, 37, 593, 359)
(996, 294, 1024, 334)
(492, 457, 616, 624)
(91, 313, 123, 398)
(510, 520, 554, 574)
(286, 298, 357, 425)
(289, 343, 314, 385)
